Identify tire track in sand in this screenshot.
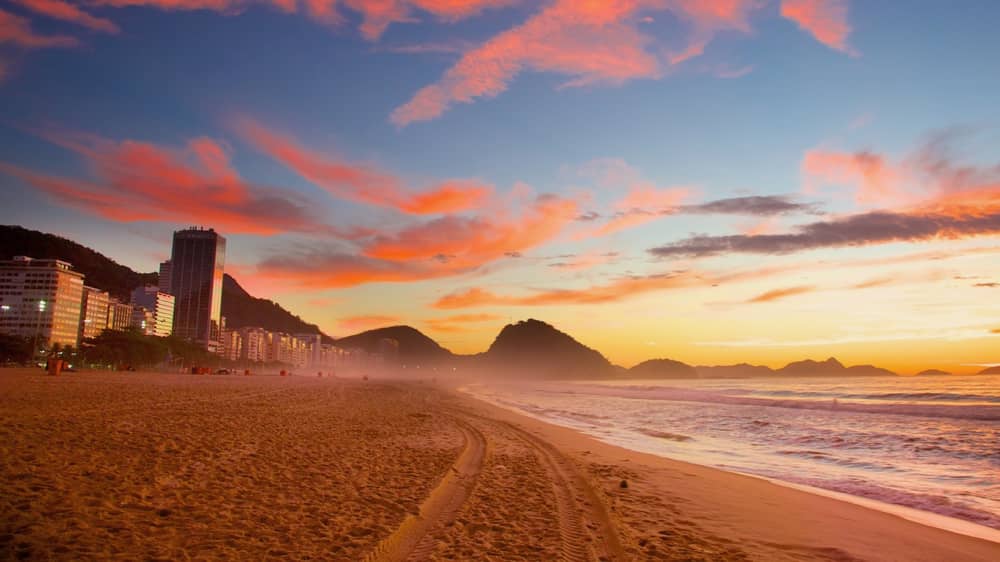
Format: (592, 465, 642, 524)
(362, 417, 486, 562)
(499, 419, 626, 562)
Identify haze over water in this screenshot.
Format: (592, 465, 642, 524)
(468, 374, 1000, 531)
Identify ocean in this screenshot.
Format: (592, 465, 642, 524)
(464, 373, 1000, 536)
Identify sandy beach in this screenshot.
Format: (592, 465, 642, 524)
(2, 369, 998, 561)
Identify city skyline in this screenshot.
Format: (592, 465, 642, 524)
(1, 1, 999, 373)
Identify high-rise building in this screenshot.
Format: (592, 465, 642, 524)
(79, 286, 110, 339)
(158, 260, 173, 295)
(169, 228, 226, 351)
(0, 257, 85, 347)
(221, 329, 242, 361)
(238, 326, 267, 363)
(296, 333, 323, 367)
(106, 298, 133, 332)
(130, 286, 175, 337)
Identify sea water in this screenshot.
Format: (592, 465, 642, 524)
(465, 374, 1000, 534)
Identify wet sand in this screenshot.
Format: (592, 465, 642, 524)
(1, 369, 997, 561)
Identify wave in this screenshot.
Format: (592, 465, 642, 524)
(566, 385, 1000, 420)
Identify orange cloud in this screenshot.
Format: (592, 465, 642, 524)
(391, 0, 759, 125)
(991, 328, 1000, 335)
(780, 0, 855, 55)
(0, 8, 79, 48)
(802, 149, 904, 206)
(433, 272, 708, 309)
(339, 314, 401, 331)
(233, 117, 492, 214)
(425, 312, 503, 333)
(13, 0, 120, 33)
(0, 130, 336, 236)
(363, 193, 578, 265)
(590, 184, 689, 237)
(746, 285, 815, 303)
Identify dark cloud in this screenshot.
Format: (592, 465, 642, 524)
(681, 195, 820, 216)
(649, 211, 1000, 259)
(974, 282, 1000, 288)
(576, 211, 601, 222)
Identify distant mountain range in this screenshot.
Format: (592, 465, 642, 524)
(6, 225, 997, 378)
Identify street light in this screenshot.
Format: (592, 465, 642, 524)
(33, 299, 47, 366)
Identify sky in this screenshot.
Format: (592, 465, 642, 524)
(1, 0, 999, 373)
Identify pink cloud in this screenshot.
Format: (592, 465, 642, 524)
(232, 117, 492, 214)
(780, 0, 856, 55)
(13, 0, 120, 33)
(391, 0, 760, 125)
(0, 8, 79, 48)
(0, 130, 337, 236)
(802, 149, 905, 206)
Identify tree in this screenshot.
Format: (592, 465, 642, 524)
(0, 334, 33, 364)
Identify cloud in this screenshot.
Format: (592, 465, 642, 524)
(425, 312, 503, 333)
(653, 136, 1000, 259)
(780, 0, 856, 54)
(746, 285, 815, 303)
(362, 193, 578, 266)
(13, 0, 120, 33)
(974, 282, 1000, 288)
(391, 0, 759, 125)
(682, 195, 820, 216)
(649, 209, 1000, 259)
(802, 149, 904, 206)
(232, 117, 492, 214)
(433, 271, 711, 308)
(548, 251, 619, 271)
(992, 328, 1000, 335)
(338, 314, 402, 332)
(251, 192, 577, 288)
(0, 8, 79, 48)
(254, 251, 456, 289)
(0, 130, 336, 236)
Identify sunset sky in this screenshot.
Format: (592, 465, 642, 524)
(1, 0, 998, 373)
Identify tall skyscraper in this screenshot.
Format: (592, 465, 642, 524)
(158, 260, 173, 295)
(0, 257, 85, 348)
(169, 228, 226, 351)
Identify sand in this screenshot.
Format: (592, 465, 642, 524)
(1, 369, 997, 561)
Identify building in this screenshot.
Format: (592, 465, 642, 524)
(169, 227, 226, 351)
(0, 257, 85, 348)
(295, 333, 323, 367)
(238, 327, 267, 363)
(79, 286, 110, 339)
(131, 307, 155, 336)
(106, 298, 133, 332)
(158, 260, 172, 295)
(221, 329, 242, 361)
(130, 286, 175, 337)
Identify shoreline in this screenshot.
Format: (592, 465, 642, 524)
(454, 384, 1000, 561)
(3, 369, 998, 560)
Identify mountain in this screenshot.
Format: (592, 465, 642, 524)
(776, 357, 895, 377)
(483, 319, 614, 379)
(0, 225, 156, 300)
(220, 275, 331, 343)
(916, 369, 951, 376)
(979, 366, 1000, 375)
(628, 358, 698, 379)
(2, 225, 330, 341)
(333, 326, 454, 364)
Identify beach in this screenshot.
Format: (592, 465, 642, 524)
(2, 369, 998, 561)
